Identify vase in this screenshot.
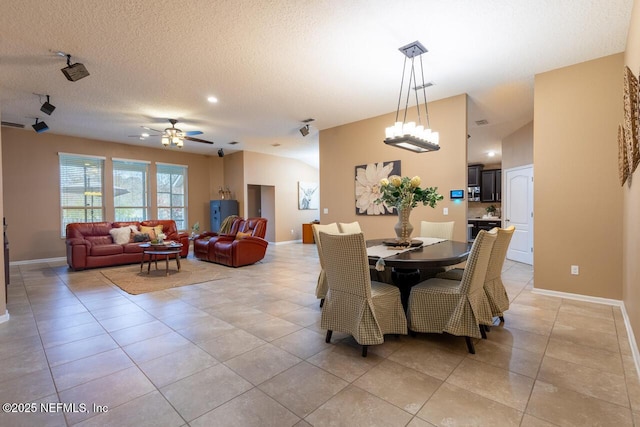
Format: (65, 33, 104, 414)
(394, 206, 413, 245)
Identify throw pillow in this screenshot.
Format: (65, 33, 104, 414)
(140, 225, 163, 240)
(128, 225, 140, 242)
(235, 231, 252, 240)
(109, 227, 132, 245)
(133, 233, 150, 243)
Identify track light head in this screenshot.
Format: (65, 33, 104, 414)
(61, 54, 90, 82)
(32, 118, 49, 133)
(40, 95, 56, 115)
(299, 125, 310, 137)
(218, 148, 224, 157)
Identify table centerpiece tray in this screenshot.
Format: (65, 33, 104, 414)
(381, 239, 423, 248)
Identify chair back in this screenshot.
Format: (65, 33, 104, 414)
(338, 221, 362, 234)
(319, 232, 371, 299)
(420, 221, 455, 240)
(459, 229, 497, 297)
(486, 226, 515, 282)
(242, 218, 268, 238)
(312, 223, 340, 269)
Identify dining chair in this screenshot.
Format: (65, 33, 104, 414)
(407, 229, 496, 354)
(312, 223, 341, 307)
(436, 226, 515, 323)
(420, 221, 455, 240)
(319, 232, 407, 357)
(338, 221, 361, 234)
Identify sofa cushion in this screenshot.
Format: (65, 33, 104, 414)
(86, 236, 113, 246)
(123, 243, 145, 254)
(91, 244, 124, 256)
(140, 225, 163, 240)
(109, 227, 131, 245)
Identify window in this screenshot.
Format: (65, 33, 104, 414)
(113, 159, 150, 222)
(59, 153, 105, 236)
(156, 163, 187, 230)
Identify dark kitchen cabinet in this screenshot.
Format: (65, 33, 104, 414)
(468, 164, 483, 187)
(481, 169, 502, 202)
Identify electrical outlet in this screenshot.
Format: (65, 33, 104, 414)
(323, 208, 329, 214)
(443, 207, 448, 215)
(571, 265, 579, 275)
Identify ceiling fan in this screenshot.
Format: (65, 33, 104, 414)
(132, 119, 214, 147)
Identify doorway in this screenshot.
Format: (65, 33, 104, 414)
(504, 165, 533, 264)
(247, 184, 275, 242)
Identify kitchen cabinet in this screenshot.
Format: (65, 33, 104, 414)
(481, 169, 501, 202)
(468, 219, 501, 239)
(468, 164, 483, 187)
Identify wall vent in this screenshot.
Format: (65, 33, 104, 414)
(1, 121, 25, 129)
(475, 119, 489, 126)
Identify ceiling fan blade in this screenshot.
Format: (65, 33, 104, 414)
(185, 130, 203, 136)
(141, 126, 164, 133)
(184, 136, 214, 144)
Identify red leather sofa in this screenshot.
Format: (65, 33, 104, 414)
(65, 220, 189, 270)
(194, 217, 268, 267)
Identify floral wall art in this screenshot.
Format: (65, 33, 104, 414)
(620, 65, 640, 186)
(298, 181, 319, 210)
(354, 160, 401, 215)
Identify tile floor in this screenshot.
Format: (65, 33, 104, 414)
(0, 243, 639, 426)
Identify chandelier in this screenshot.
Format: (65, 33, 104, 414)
(384, 41, 440, 153)
(161, 119, 184, 148)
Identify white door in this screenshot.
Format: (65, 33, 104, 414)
(504, 165, 533, 264)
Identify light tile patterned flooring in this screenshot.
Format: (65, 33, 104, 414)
(0, 243, 639, 426)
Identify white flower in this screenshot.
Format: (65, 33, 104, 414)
(410, 176, 421, 188)
(355, 162, 395, 215)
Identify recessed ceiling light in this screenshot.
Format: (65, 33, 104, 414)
(488, 151, 496, 157)
(207, 96, 218, 103)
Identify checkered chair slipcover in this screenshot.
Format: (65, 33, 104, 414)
(338, 221, 361, 234)
(419, 221, 455, 240)
(407, 229, 496, 353)
(436, 226, 515, 320)
(319, 232, 407, 356)
(312, 223, 341, 302)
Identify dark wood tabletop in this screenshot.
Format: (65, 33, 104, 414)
(366, 239, 471, 269)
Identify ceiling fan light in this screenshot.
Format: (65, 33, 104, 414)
(176, 139, 184, 148)
(172, 136, 181, 144)
(161, 136, 170, 146)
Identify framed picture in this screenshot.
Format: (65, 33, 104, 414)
(298, 181, 319, 209)
(618, 124, 630, 186)
(623, 66, 639, 174)
(355, 160, 401, 215)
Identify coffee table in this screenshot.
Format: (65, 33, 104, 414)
(139, 243, 183, 276)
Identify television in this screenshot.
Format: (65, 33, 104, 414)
(450, 189, 465, 200)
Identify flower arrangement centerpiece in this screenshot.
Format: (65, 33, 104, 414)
(191, 221, 200, 238)
(156, 232, 167, 244)
(375, 175, 443, 244)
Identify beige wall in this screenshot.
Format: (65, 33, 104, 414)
(241, 151, 319, 242)
(2, 128, 223, 261)
(533, 54, 624, 299)
(624, 0, 640, 356)
(502, 121, 533, 170)
(319, 94, 468, 242)
(0, 111, 5, 317)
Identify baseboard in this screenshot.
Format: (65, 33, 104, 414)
(0, 310, 9, 324)
(10, 257, 66, 266)
(273, 239, 302, 245)
(532, 287, 640, 377)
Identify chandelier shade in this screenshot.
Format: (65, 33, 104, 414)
(384, 41, 440, 153)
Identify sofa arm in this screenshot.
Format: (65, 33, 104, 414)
(66, 238, 90, 270)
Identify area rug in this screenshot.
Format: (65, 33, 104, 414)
(100, 262, 230, 295)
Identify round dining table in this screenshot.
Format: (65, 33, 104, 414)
(366, 239, 472, 309)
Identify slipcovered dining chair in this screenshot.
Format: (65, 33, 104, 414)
(338, 221, 361, 234)
(319, 232, 407, 357)
(312, 223, 341, 307)
(407, 229, 496, 354)
(436, 226, 515, 323)
(420, 221, 455, 240)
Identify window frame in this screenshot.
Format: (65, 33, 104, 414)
(112, 158, 150, 222)
(156, 162, 188, 231)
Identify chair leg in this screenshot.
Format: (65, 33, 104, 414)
(465, 337, 476, 354)
(319, 298, 324, 308)
(409, 329, 417, 337)
(325, 330, 332, 343)
(480, 325, 487, 339)
(484, 324, 491, 333)
(362, 345, 368, 357)
(499, 315, 505, 323)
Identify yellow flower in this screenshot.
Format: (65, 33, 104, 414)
(389, 175, 402, 187)
(380, 178, 389, 187)
(410, 176, 421, 188)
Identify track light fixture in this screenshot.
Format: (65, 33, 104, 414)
(32, 118, 49, 133)
(218, 148, 224, 157)
(40, 95, 56, 115)
(60, 53, 90, 82)
(299, 125, 310, 137)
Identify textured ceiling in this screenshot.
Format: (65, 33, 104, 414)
(0, 0, 633, 167)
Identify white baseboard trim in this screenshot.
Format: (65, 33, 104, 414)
(10, 257, 66, 266)
(0, 310, 9, 324)
(273, 239, 302, 245)
(532, 287, 640, 378)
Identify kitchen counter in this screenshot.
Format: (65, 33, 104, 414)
(468, 217, 501, 222)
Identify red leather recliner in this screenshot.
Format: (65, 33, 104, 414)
(194, 217, 268, 267)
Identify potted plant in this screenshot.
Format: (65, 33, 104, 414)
(486, 205, 497, 217)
